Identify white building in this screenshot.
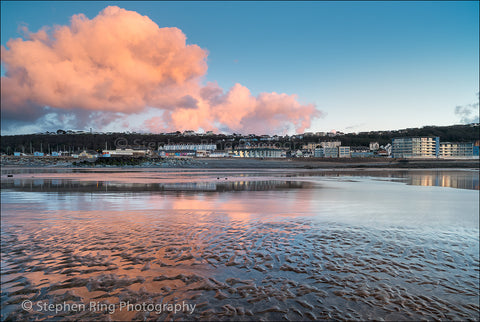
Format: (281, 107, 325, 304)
(314, 147, 339, 158)
(391, 137, 439, 158)
(233, 148, 284, 158)
(209, 151, 228, 157)
(79, 150, 99, 158)
(302, 142, 320, 151)
(338, 146, 351, 158)
(159, 144, 217, 151)
(314, 146, 349, 158)
(439, 142, 474, 158)
(319, 141, 341, 148)
(102, 149, 149, 157)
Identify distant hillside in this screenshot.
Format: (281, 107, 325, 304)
(340, 124, 479, 147)
(1, 124, 478, 154)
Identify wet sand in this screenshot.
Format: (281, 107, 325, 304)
(1, 169, 479, 321)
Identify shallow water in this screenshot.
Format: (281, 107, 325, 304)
(1, 168, 479, 321)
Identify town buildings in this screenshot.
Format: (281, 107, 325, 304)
(350, 146, 374, 158)
(338, 146, 351, 158)
(232, 148, 284, 158)
(320, 141, 342, 149)
(392, 137, 476, 158)
(158, 144, 217, 158)
(439, 142, 474, 158)
(6, 131, 476, 160)
(159, 144, 217, 152)
(102, 149, 149, 157)
(391, 137, 440, 158)
(314, 147, 337, 158)
(159, 150, 196, 157)
(369, 142, 379, 151)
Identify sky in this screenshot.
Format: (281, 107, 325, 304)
(1, 1, 479, 135)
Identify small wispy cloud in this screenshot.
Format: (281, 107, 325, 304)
(454, 92, 479, 124)
(344, 123, 366, 131)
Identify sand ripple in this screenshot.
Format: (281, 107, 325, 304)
(1, 210, 478, 321)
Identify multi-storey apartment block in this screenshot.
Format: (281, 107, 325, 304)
(391, 137, 440, 158)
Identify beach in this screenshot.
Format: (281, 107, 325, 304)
(1, 168, 479, 320)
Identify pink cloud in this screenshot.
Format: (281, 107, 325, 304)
(1, 6, 321, 134)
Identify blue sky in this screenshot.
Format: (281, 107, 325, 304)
(1, 1, 479, 134)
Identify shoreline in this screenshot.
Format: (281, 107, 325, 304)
(1, 156, 478, 169)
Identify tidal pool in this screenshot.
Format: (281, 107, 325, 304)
(1, 168, 478, 321)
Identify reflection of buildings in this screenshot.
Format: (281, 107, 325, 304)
(408, 172, 479, 190)
(5, 179, 311, 193)
(162, 180, 308, 191)
(3, 171, 478, 192)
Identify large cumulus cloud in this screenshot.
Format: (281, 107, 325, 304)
(1, 6, 321, 135)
